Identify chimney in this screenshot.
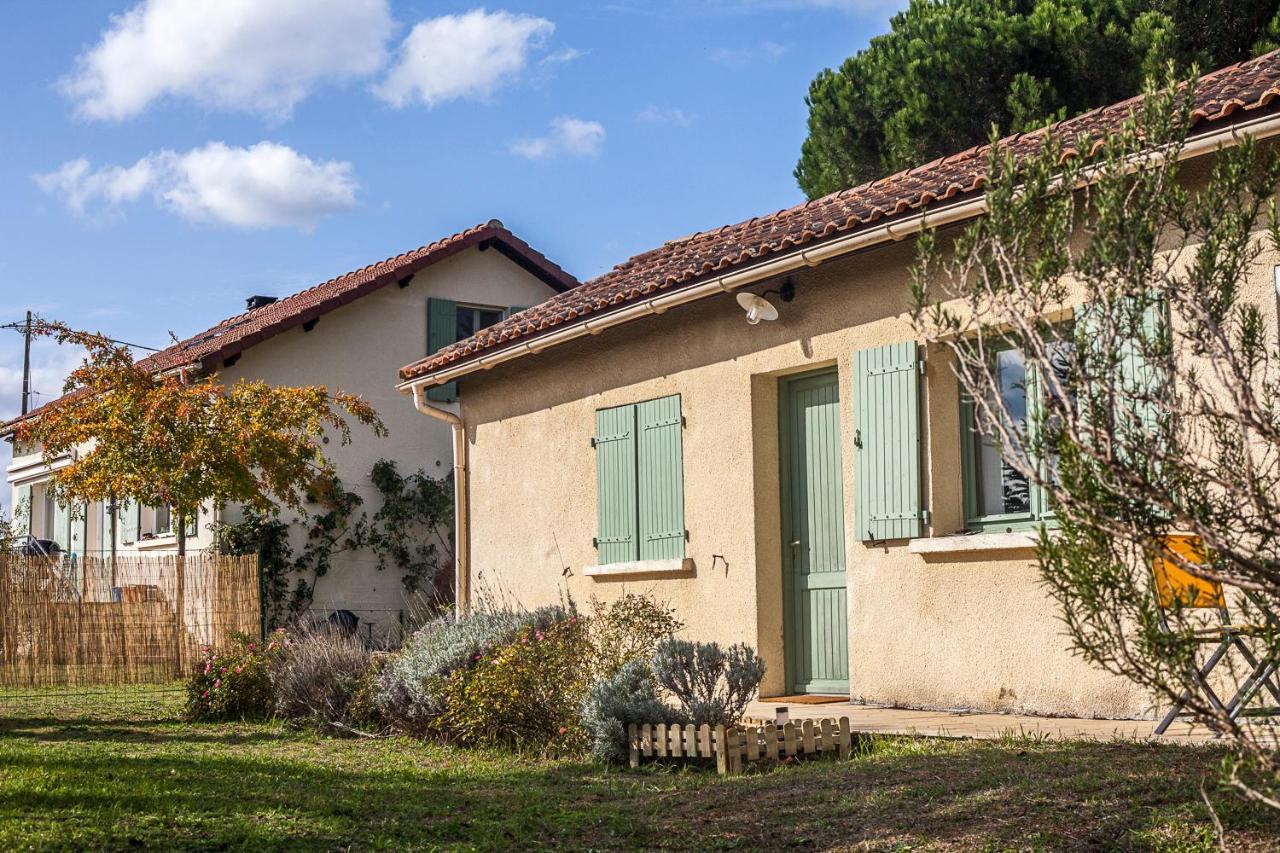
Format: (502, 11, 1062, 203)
(246, 295, 278, 311)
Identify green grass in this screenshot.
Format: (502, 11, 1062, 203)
(1, 688, 1278, 851)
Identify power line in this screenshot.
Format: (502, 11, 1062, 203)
(0, 320, 162, 352)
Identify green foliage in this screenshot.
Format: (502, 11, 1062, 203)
(914, 72, 1280, 809)
(434, 617, 592, 752)
(650, 639, 765, 727)
(376, 605, 572, 731)
(796, 0, 1280, 198)
(271, 629, 373, 733)
(214, 459, 453, 627)
(350, 459, 454, 598)
(185, 631, 284, 721)
(587, 593, 684, 681)
(580, 659, 684, 764)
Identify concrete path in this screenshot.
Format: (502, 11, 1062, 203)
(744, 699, 1218, 743)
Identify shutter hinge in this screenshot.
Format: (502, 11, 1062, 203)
(921, 508, 931, 525)
(592, 537, 598, 549)
(590, 437, 596, 449)
(918, 358, 926, 376)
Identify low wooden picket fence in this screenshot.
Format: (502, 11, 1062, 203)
(628, 717, 855, 775)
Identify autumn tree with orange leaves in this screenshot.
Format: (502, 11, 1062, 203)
(13, 321, 386, 555)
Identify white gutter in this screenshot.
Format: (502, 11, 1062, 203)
(410, 388, 471, 619)
(398, 110, 1280, 396)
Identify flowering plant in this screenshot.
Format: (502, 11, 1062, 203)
(434, 616, 592, 752)
(185, 630, 285, 720)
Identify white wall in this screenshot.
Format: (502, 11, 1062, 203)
(6, 244, 561, 638)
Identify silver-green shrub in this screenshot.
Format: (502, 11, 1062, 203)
(375, 604, 571, 731)
(580, 659, 683, 764)
(651, 639, 765, 727)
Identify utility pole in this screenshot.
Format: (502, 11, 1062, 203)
(20, 310, 32, 416)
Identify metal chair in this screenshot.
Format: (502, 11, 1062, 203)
(1154, 534, 1280, 734)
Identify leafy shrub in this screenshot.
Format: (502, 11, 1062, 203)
(272, 629, 372, 732)
(186, 631, 283, 721)
(651, 639, 765, 727)
(581, 659, 685, 764)
(588, 594, 683, 681)
(345, 653, 392, 732)
(376, 604, 572, 731)
(435, 615, 592, 751)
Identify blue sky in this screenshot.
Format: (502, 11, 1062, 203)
(0, 0, 903, 513)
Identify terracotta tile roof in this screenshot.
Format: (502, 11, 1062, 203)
(4, 221, 576, 433)
(399, 48, 1280, 383)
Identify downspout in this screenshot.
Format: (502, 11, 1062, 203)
(411, 387, 470, 619)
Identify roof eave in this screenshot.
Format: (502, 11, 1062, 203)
(397, 104, 1280, 392)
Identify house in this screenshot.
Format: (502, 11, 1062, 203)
(5, 220, 576, 634)
(394, 53, 1280, 719)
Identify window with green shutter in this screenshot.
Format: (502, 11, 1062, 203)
(426, 299, 519, 403)
(594, 394, 685, 564)
(120, 499, 139, 545)
(853, 342, 924, 541)
(959, 330, 1076, 531)
(13, 483, 32, 536)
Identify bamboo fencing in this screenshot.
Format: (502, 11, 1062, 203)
(628, 717, 856, 775)
(0, 554, 260, 690)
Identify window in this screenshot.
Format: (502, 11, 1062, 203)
(153, 505, 172, 537)
(455, 305, 506, 341)
(426, 299, 526, 402)
(593, 394, 685, 565)
(961, 338, 1075, 532)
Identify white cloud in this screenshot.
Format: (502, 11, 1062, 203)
(509, 117, 606, 160)
(637, 104, 693, 126)
(35, 142, 358, 231)
(709, 41, 792, 67)
(62, 0, 394, 121)
(375, 9, 554, 108)
(542, 47, 586, 64)
(34, 158, 157, 215)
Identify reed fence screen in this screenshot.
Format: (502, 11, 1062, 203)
(0, 554, 260, 698)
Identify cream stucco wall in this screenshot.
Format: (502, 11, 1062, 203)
(455, 228, 1280, 719)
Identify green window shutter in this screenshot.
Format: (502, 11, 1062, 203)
(52, 500, 70, 553)
(1075, 296, 1167, 443)
(637, 395, 685, 560)
(121, 499, 138, 545)
(1120, 296, 1168, 439)
(426, 298, 458, 402)
(594, 404, 639, 564)
(853, 342, 923, 541)
(13, 483, 32, 535)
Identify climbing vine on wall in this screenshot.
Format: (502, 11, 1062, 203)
(351, 459, 454, 598)
(212, 460, 452, 628)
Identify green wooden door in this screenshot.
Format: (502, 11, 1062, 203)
(780, 370, 849, 695)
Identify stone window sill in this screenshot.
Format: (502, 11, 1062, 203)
(584, 557, 695, 578)
(908, 532, 1039, 556)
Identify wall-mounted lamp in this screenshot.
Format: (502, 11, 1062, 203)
(735, 278, 796, 325)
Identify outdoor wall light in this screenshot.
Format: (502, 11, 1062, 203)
(736, 278, 796, 325)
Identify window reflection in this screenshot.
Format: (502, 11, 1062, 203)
(974, 347, 1030, 515)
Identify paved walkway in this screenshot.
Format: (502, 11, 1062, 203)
(744, 699, 1218, 743)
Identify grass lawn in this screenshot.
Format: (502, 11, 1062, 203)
(2, 688, 1279, 851)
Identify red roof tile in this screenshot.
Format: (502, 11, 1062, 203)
(5, 221, 575, 432)
(399, 49, 1280, 382)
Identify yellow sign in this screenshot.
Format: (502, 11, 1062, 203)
(1152, 534, 1225, 609)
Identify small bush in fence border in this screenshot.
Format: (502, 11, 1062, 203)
(628, 716, 855, 775)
